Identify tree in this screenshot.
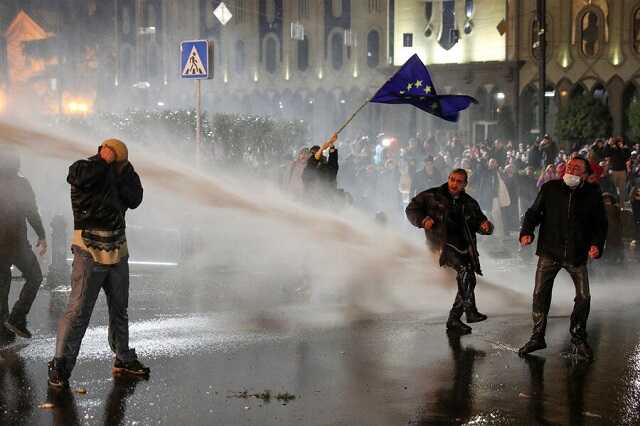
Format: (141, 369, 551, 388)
(627, 99, 640, 143)
(555, 94, 612, 148)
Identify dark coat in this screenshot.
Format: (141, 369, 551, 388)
(520, 179, 607, 266)
(302, 148, 339, 192)
(406, 183, 493, 275)
(68, 154, 143, 231)
(0, 173, 45, 253)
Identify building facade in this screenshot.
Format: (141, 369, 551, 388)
(3, 0, 640, 145)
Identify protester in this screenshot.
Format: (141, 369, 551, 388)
(48, 139, 149, 388)
(518, 157, 607, 360)
(406, 169, 494, 335)
(0, 147, 47, 344)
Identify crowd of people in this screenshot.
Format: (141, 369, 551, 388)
(281, 132, 640, 260)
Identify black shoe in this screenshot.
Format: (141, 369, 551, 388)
(518, 338, 547, 356)
(48, 359, 70, 389)
(570, 341, 593, 360)
(0, 326, 16, 346)
(112, 358, 150, 377)
(465, 310, 488, 323)
(446, 318, 472, 335)
(4, 319, 32, 339)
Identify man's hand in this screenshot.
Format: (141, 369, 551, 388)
(520, 235, 533, 246)
(422, 217, 435, 230)
(588, 245, 600, 259)
(36, 239, 47, 257)
(328, 133, 338, 145)
(480, 220, 492, 234)
(100, 146, 116, 164)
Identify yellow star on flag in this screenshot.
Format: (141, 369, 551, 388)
(407, 82, 413, 90)
(415, 80, 423, 88)
(399, 90, 405, 95)
(431, 102, 439, 109)
(425, 86, 432, 94)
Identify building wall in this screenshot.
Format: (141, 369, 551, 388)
(517, 0, 640, 141)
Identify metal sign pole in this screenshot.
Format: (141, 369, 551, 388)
(196, 79, 202, 168)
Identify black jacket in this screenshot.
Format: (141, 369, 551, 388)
(604, 145, 631, 171)
(0, 173, 45, 252)
(68, 155, 143, 231)
(302, 148, 339, 192)
(520, 179, 607, 266)
(406, 183, 492, 274)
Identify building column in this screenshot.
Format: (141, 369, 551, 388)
(607, 76, 625, 137)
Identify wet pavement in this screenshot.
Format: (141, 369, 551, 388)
(1, 261, 640, 425)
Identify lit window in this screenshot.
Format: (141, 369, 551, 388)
(367, 30, 379, 68)
(580, 10, 600, 57)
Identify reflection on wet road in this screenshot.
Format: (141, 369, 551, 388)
(1, 267, 640, 425)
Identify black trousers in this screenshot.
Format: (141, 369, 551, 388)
(0, 243, 43, 322)
(530, 256, 590, 343)
(443, 247, 478, 320)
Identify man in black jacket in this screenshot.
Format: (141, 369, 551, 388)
(302, 133, 339, 202)
(604, 137, 631, 208)
(48, 139, 149, 389)
(0, 146, 47, 343)
(518, 157, 607, 360)
(406, 169, 494, 334)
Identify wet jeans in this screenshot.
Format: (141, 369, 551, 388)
(530, 256, 590, 343)
(443, 247, 478, 320)
(0, 244, 43, 322)
(55, 246, 137, 374)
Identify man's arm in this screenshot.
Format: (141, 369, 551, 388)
(520, 184, 546, 242)
(117, 163, 143, 209)
(589, 189, 608, 259)
(22, 180, 46, 242)
(67, 158, 109, 190)
(405, 191, 433, 229)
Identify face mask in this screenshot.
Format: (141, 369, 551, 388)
(563, 173, 581, 188)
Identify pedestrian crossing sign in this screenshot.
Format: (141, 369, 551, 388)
(181, 40, 212, 79)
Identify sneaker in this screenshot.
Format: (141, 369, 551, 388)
(570, 341, 593, 360)
(465, 310, 488, 323)
(446, 318, 472, 335)
(518, 338, 547, 356)
(112, 358, 150, 377)
(48, 360, 70, 389)
(4, 319, 32, 339)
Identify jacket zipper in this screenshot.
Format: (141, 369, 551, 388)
(565, 191, 572, 259)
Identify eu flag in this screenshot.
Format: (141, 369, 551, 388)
(370, 54, 477, 122)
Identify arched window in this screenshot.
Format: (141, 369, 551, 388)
(592, 82, 608, 105)
(235, 40, 246, 73)
(147, 4, 157, 26)
(581, 11, 600, 57)
(633, 7, 640, 54)
(119, 44, 135, 84)
(331, 32, 344, 70)
(121, 5, 131, 35)
(266, 0, 276, 23)
(332, 0, 343, 18)
(367, 30, 379, 68)
(265, 37, 277, 74)
(297, 35, 309, 71)
(145, 42, 160, 79)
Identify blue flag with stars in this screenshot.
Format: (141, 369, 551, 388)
(370, 54, 477, 122)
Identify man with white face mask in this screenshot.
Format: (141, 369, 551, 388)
(518, 157, 607, 360)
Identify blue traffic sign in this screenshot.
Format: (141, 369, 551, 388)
(180, 40, 211, 79)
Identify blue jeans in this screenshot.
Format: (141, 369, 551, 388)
(54, 246, 137, 374)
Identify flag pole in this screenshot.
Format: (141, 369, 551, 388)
(335, 98, 371, 135)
